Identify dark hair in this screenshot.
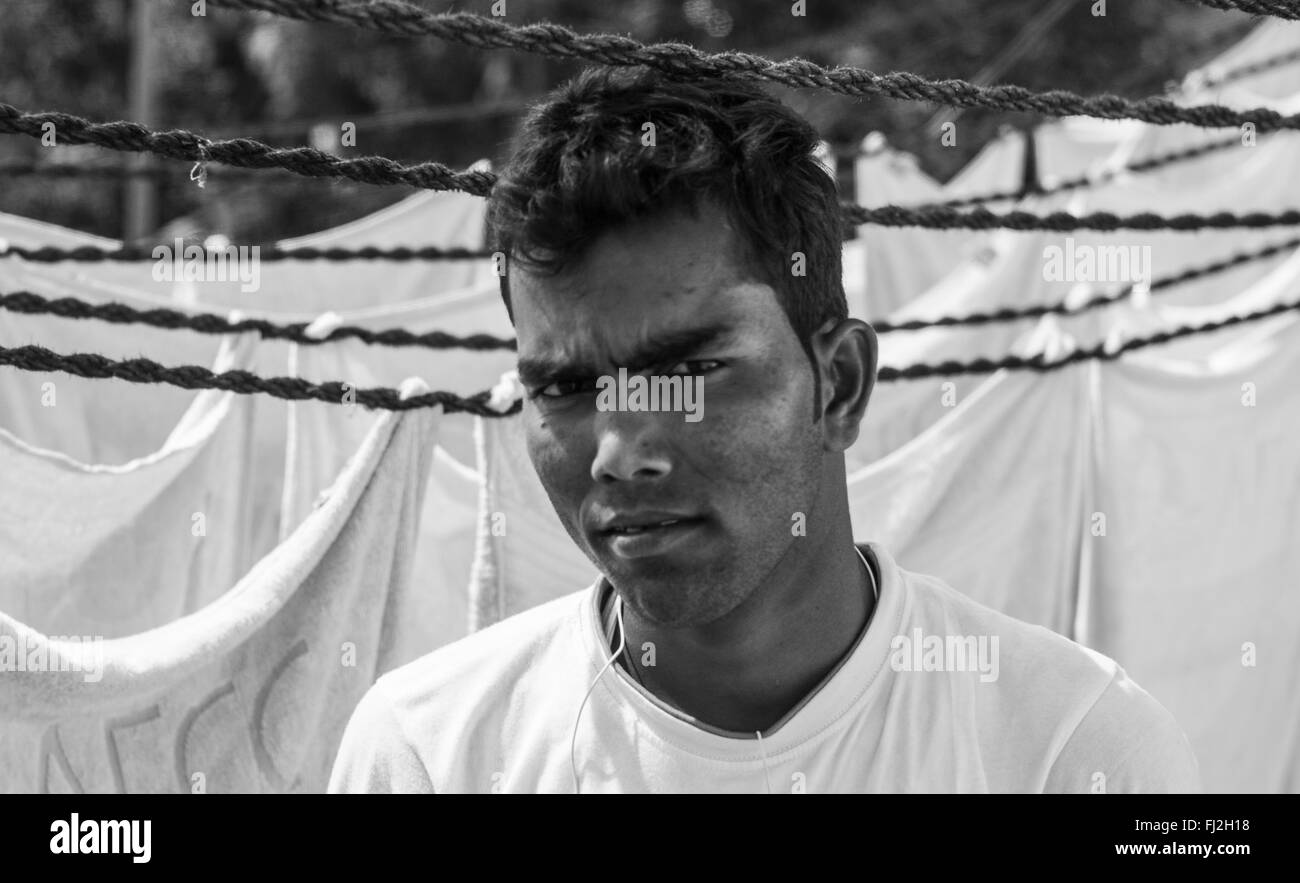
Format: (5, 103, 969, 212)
(486, 66, 848, 373)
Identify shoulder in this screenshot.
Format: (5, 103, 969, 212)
(378, 588, 591, 706)
(899, 564, 1117, 692)
(890, 557, 1198, 792)
(1045, 665, 1201, 793)
(328, 588, 592, 793)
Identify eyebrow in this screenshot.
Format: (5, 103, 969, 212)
(516, 322, 736, 388)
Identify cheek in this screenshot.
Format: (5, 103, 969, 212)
(522, 358, 818, 500)
(525, 416, 586, 490)
(680, 361, 820, 487)
(524, 415, 600, 544)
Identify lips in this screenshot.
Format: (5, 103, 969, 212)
(605, 518, 692, 536)
(600, 516, 708, 560)
(596, 512, 704, 536)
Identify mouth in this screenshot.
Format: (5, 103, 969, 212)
(602, 517, 700, 536)
(597, 516, 709, 560)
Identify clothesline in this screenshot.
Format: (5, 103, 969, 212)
(5, 232, 1297, 343)
(0, 124, 1258, 217)
(2, 0, 1297, 801)
(204, 0, 1300, 130)
(7, 101, 1300, 231)
(0, 290, 516, 350)
(1181, 0, 1300, 21)
(1196, 42, 1300, 88)
(0, 159, 315, 182)
(873, 233, 1300, 331)
(842, 204, 1300, 231)
(0, 1, 1295, 414)
(2, 297, 1294, 414)
(922, 133, 1248, 210)
(0, 244, 494, 262)
(0, 111, 1274, 202)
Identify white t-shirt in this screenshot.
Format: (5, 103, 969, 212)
(328, 542, 1201, 793)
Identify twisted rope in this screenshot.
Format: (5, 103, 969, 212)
(0, 160, 301, 181)
(6, 25, 1294, 193)
(0, 103, 496, 194)
(1199, 45, 1300, 89)
(872, 234, 1300, 332)
(1, 244, 494, 262)
(926, 133, 1245, 209)
(0, 290, 516, 350)
(4, 234, 1297, 343)
(206, 0, 1300, 131)
(2, 298, 1294, 409)
(0, 342, 522, 415)
(1180, 0, 1300, 20)
(876, 298, 1300, 380)
(7, 102, 1300, 230)
(0, 161, 178, 180)
(844, 204, 1300, 230)
(7, 28, 1296, 188)
(0, 128, 1261, 211)
(1200, 47, 1300, 91)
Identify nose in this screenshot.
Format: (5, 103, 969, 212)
(590, 408, 674, 483)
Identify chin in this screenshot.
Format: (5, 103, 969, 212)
(589, 531, 761, 627)
(620, 574, 749, 629)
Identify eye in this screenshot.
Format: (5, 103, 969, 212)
(533, 379, 591, 399)
(665, 359, 722, 376)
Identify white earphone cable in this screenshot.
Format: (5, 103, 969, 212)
(570, 593, 626, 794)
(572, 547, 878, 795)
(756, 729, 774, 794)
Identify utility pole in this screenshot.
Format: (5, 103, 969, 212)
(124, 0, 158, 243)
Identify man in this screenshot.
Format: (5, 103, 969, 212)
(328, 66, 1200, 793)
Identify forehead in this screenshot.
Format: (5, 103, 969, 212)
(509, 203, 787, 359)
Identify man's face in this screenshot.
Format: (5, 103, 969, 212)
(511, 202, 831, 629)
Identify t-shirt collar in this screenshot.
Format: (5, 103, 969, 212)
(580, 541, 904, 760)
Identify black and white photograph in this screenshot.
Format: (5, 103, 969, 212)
(0, 0, 1291, 861)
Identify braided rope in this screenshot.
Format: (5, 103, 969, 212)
(925, 134, 1245, 209)
(0, 161, 180, 180)
(844, 205, 1300, 230)
(0, 342, 522, 415)
(1, 299, 1294, 410)
(4, 234, 1297, 343)
(7, 25, 1297, 191)
(8, 101, 1300, 230)
(0, 244, 494, 262)
(0, 103, 496, 194)
(1200, 47, 1300, 91)
(1180, 0, 1300, 20)
(0, 290, 516, 350)
(0, 130, 1259, 215)
(206, 0, 1300, 131)
(1200, 46, 1300, 89)
(0, 160, 303, 180)
(877, 298, 1299, 380)
(872, 234, 1300, 332)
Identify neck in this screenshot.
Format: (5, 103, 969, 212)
(615, 528, 873, 734)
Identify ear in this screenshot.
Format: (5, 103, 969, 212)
(810, 317, 877, 453)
